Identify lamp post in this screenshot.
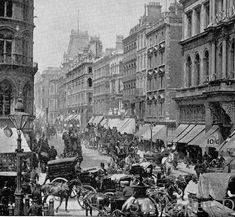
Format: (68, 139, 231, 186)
(9, 98, 30, 216)
(150, 123, 153, 152)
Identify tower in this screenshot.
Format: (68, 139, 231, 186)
(0, 0, 37, 132)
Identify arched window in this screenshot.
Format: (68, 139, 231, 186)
(204, 50, 209, 81)
(23, 82, 33, 113)
(186, 56, 192, 87)
(195, 53, 200, 85)
(0, 80, 12, 115)
(0, 29, 14, 63)
(87, 78, 92, 87)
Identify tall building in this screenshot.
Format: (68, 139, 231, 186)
(64, 36, 102, 128)
(122, 26, 138, 116)
(173, 0, 235, 151)
(0, 0, 37, 134)
(34, 67, 61, 124)
(136, 2, 163, 124)
(145, 2, 183, 142)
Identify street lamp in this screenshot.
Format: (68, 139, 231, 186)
(150, 123, 154, 152)
(9, 98, 30, 216)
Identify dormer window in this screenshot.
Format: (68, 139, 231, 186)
(0, 0, 12, 18)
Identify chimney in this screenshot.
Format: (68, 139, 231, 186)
(116, 35, 124, 50)
(146, 2, 162, 23)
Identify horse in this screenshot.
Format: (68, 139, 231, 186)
(41, 179, 80, 212)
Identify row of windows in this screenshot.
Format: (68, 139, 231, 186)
(147, 74, 165, 91)
(123, 82, 136, 90)
(137, 33, 146, 50)
(148, 50, 165, 68)
(124, 41, 136, 53)
(148, 31, 165, 48)
(0, 0, 30, 21)
(146, 101, 164, 117)
(67, 66, 92, 80)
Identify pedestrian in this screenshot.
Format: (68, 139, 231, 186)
(49, 146, 57, 160)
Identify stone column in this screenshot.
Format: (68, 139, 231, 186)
(210, 0, 215, 25)
(192, 10, 196, 36)
(210, 41, 216, 79)
(184, 13, 188, 39)
(184, 61, 187, 87)
(223, 0, 227, 17)
(222, 37, 227, 78)
(201, 4, 205, 32)
(205, 101, 213, 132)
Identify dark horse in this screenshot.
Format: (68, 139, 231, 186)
(41, 179, 79, 212)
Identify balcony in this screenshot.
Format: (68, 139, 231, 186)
(175, 79, 235, 100)
(0, 54, 37, 68)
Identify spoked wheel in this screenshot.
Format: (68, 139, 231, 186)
(51, 177, 68, 201)
(76, 185, 97, 209)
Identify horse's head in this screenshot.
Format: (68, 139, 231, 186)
(67, 179, 81, 189)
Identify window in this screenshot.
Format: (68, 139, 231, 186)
(231, 42, 235, 78)
(160, 75, 164, 89)
(160, 51, 164, 64)
(195, 8, 201, 34)
(187, 12, 192, 38)
(88, 66, 92, 73)
(23, 39, 29, 64)
(0, 80, 12, 115)
(195, 54, 200, 85)
(0, 0, 12, 17)
(186, 56, 192, 87)
(160, 102, 163, 116)
(204, 50, 209, 80)
(0, 39, 12, 63)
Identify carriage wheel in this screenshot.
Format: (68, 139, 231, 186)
(76, 185, 97, 209)
(51, 177, 68, 201)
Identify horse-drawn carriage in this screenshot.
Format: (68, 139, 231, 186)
(185, 173, 235, 217)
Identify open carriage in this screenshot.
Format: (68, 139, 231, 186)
(187, 173, 235, 217)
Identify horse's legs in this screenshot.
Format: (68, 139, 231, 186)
(65, 196, 69, 212)
(56, 197, 63, 213)
(42, 195, 48, 205)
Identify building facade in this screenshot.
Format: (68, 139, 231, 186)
(93, 55, 110, 116)
(122, 27, 137, 116)
(145, 3, 183, 133)
(108, 50, 124, 116)
(136, 2, 163, 124)
(34, 67, 61, 124)
(0, 0, 37, 133)
(175, 0, 235, 144)
(65, 60, 93, 128)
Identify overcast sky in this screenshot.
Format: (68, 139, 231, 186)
(34, 0, 174, 72)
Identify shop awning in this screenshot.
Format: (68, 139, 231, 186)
(120, 118, 135, 134)
(0, 128, 30, 153)
(118, 118, 130, 132)
(167, 124, 189, 143)
(190, 125, 222, 148)
(116, 119, 127, 132)
(75, 114, 81, 121)
(188, 129, 205, 146)
(93, 116, 104, 125)
(142, 125, 165, 141)
(173, 124, 195, 143)
(100, 118, 107, 127)
(178, 125, 205, 144)
(218, 131, 235, 151)
(65, 114, 73, 121)
(108, 118, 122, 129)
(88, 116, 95, 124)
(135, 124, 150, 138)
(152, 125, 167, 142)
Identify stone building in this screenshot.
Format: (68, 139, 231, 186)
(0, 0, 37, 133)
(109, 49, 124, 116)
(122, 26, 138, 116)
(93, 55, 110, 116)
(173, 0, 235, 150)
(34, 67, 61, 124)
(145, 3, 183, 142)
(136, 2, 163, 124)
(64, 35, 102, 128)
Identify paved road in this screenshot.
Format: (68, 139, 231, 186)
(39, 135, 196, 216)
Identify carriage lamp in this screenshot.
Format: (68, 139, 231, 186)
(9, 98, 30, 216)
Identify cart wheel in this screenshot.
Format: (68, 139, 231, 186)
(77, 185, 97, 209)
(51, 177, 68, 201)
